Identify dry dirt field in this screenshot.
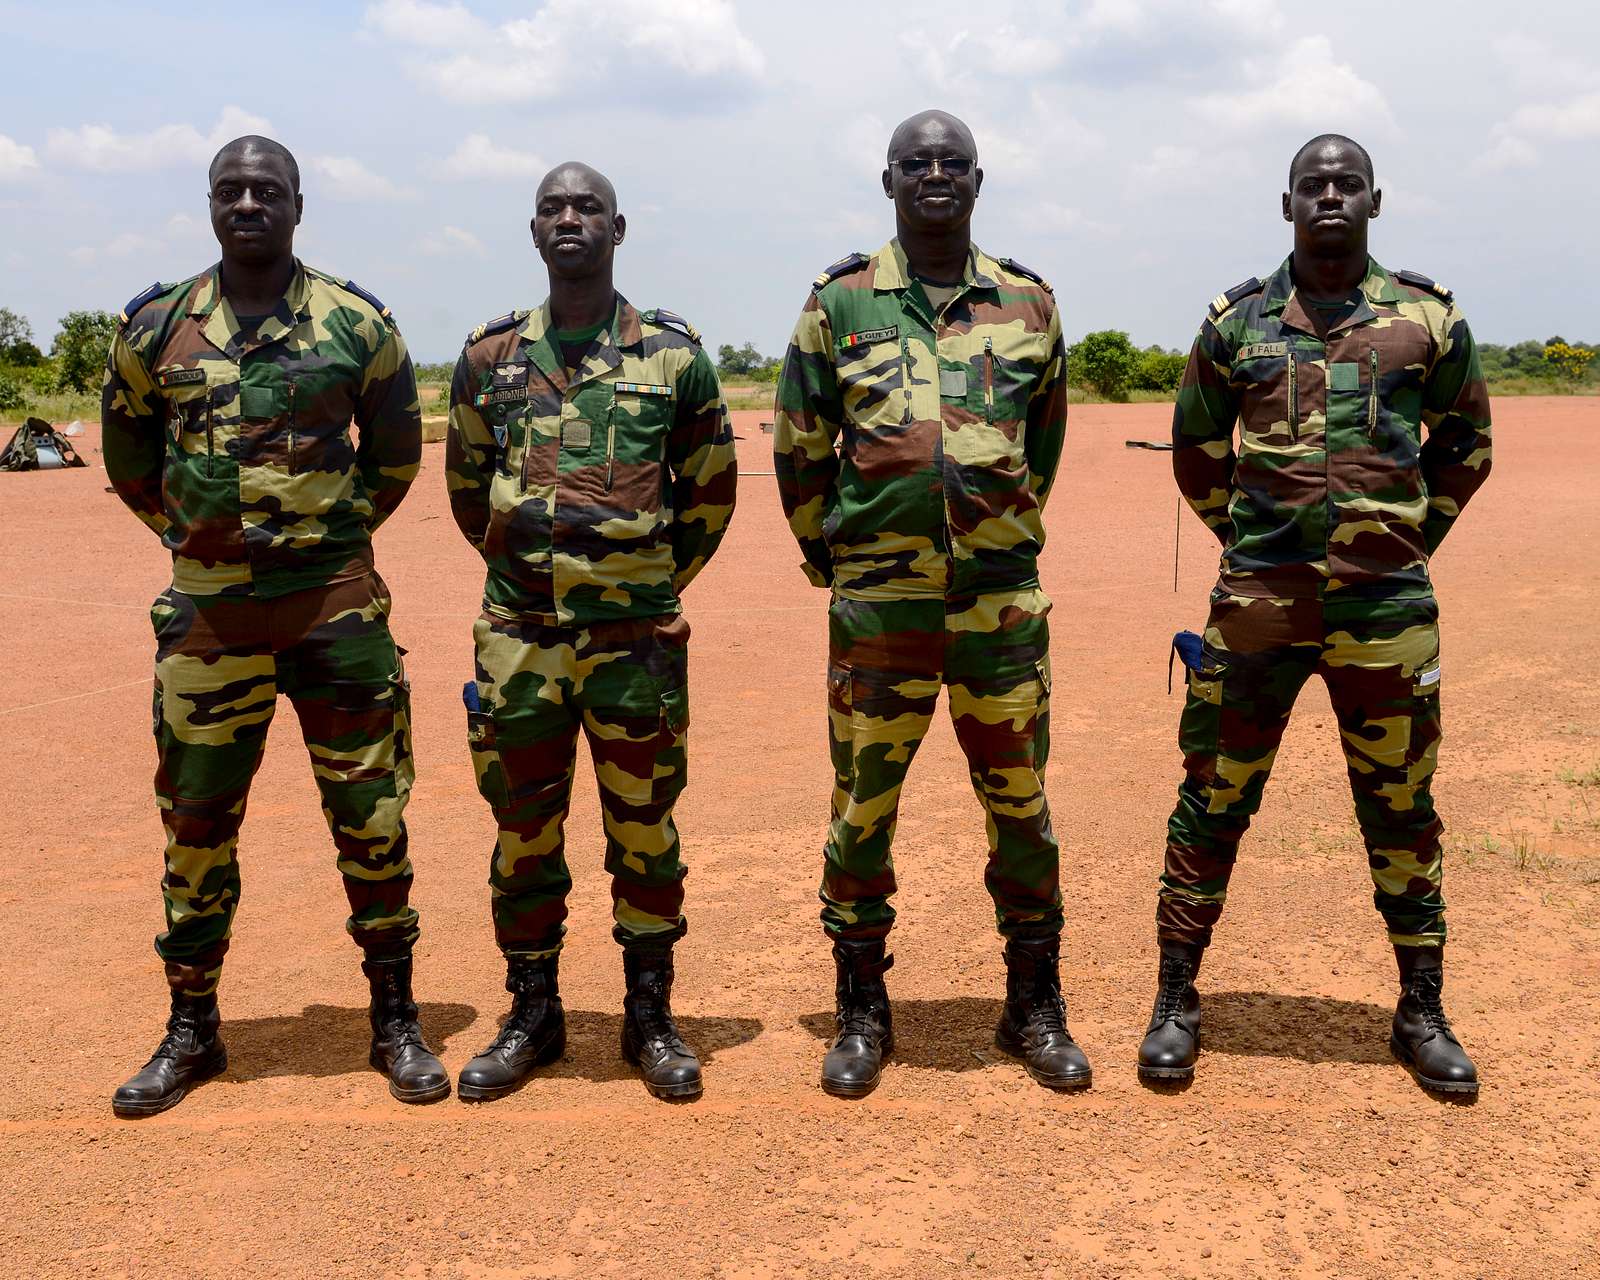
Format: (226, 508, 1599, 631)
(1, 399, 1597, 1279)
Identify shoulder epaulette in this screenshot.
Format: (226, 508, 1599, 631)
(642, 308, 701, 345)
(812, 252, 869, 292)
(118, 281, 169, 326)
(466, 311, 526, 346)
(336, 278, 394, 323)
(1395, 269, 1453, 305)
(997, 257, 1053, 293)
(1208, 276, 1264, 319)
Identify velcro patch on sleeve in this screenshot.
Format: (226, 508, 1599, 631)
(1236, 342, 1286, 361)
(156, 367, 208, 388)
(614, 382, 673, 397)
(839, 326, 898, 349)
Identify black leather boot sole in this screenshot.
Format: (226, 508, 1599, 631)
(111, 1043, 228, 1118)
(1389, 1033, 1480, 1096)
(1136, 1058, 1196, 1084)
(372, 1051, 452, 1105)
(457, 1027, 567, 1102)
(994, 1024, 1093, 1090)
(621, 1037, 704, 1100)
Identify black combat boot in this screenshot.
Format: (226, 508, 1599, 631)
(994, 935, 1093, 1090)
(1137, 943, 1203, 1083)
(820, 938, 894, 1098)
(458, 954, 566, 1102)
(620, 943, 702, 1100)
(112, 991, 227, 1118)
(1390, 945, 1478, 1096)
(363, 956, 450, 1104)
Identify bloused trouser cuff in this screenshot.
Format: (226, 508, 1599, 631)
(820, 591, 1063, 942)
(1158, 593, 1447, 950)
(149, 576, 419, 995)
(468, 611, 693, 958)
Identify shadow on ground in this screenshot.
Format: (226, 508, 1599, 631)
(221, 1002, 477, 1080)
(797, 996, 1008, 1072)
(527, 1010, 765, 1084)
(1200, 990, 1394, 1065)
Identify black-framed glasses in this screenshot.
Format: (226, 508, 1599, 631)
(890, 156, 973, 178)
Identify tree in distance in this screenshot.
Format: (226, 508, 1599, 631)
(51, 310, 118, 393)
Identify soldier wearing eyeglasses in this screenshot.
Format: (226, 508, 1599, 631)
(773, 109, 1086, 1097)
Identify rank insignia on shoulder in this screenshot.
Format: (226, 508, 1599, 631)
(338, 278, 393, 323)
(839, 326, 898, 349)
(468, 311, 527, 345)
(812, 252, 869, 291)
(1395, 269, 1453, 304)
(642, 308, 701, 344)
(998, 257, 1052, 292)
(119, 281, 168, 326)
(1209, 276, 1264, 319)
(614, 381, 674, 397)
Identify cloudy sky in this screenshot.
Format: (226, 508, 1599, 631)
(2, 0, 1597, 362)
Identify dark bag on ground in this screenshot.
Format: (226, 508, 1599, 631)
(0, 417, 87, 471)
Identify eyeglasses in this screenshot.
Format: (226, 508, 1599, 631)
(890, 156, 974, 178)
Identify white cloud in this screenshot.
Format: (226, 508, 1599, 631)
(1016, 201, 1111, 238)
(417, 225, 486, 256)
(45, 106, 272, 173)
(436, 133, 546, 180)
(0, 134, 39, 181)
(365, 0, 764, 104)
(67, 231, 162, 266)
(1479, 90, 1600, 171)
(309, 155, 418, 202)
(1191, 35, 1393, 134)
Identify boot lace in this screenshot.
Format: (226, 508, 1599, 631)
(1154, 956, 1193, 1023)
(149, 1003, 207, 1063)
(375, 971, 425, 1049)
(1410, 969, 1452, 1034)
(1023, 958, 1067, 1036)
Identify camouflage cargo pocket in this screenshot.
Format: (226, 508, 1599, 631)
(1179, 648, 1227, 787)
(467, 709, 509, 811)
(1405, 651, 1442, 771)
(826, 664, 854, 787)
(653, 682, 690, 804)
(1032, 658, 1052, 771)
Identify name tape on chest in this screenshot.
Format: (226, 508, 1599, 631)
(156, 367, 208, 388)
(614, 381, 673, 398)
(1236, 342, 1287, 361)
(474, 386, 529, 408)
(839, 326, 898, 349)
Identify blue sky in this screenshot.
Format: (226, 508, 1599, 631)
(2, 0, 1597, 361)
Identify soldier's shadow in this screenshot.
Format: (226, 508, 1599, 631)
(221, 1002, 477, 1081)
(797, 996, 1007, 1073)
(533, 1010, 765, 1083)
(1199, 990, 1395, 1065)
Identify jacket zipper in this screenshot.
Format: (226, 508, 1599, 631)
(901, 334, 913, 424)
(1367, 347, 1379, 441)
(604, 400, 616, 492)
(519, 411, 532, 494)
(1287, 350, 1299, 441)
(984, 336, 994, 423)
(287, 382, 298, 474)
(204, 388, 215, 478)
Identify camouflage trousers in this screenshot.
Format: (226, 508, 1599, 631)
(467, 610, 691, 958)
(821, 589, 1062, 941)
(1160, 593, 1446, 950)
(149, 574, 417, 997)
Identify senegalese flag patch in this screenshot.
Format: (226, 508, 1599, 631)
(839, 326, 898, 349)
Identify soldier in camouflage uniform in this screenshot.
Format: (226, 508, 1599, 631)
(1139, 135, 1492, 1095)
(103, 137, 446, 1116)
(774, 110, 1090, 1097)
(448, 162, 736, 1102)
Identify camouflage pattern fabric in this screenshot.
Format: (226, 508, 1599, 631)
(1172, 256, 1492, 600)
(773, 239, 1067, 600)
(467, 611, 691, 957)
(1160, 593, 1446, 949)
(822, 589, 1062, 941)
(102, 260, 422, 599)
(446, 295, 736, 626)
(150, 574, 417, 996)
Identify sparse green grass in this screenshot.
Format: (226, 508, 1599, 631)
(1558, 763, 1600, 787)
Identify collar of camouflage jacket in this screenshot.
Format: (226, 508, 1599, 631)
(1262, 254, 1407, 338)
(185, 259, 314, 359)
(873, 238, 1002, 294)
(514, 293, 645, 395)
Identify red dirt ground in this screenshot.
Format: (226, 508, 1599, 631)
(1, 399, 1597, 1279)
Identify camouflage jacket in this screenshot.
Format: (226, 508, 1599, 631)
(1173, 255, 1492, 601)
(102, 260, 421, 599)
(773, 239, 1067, 601)
(446, 294, 736, 625)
